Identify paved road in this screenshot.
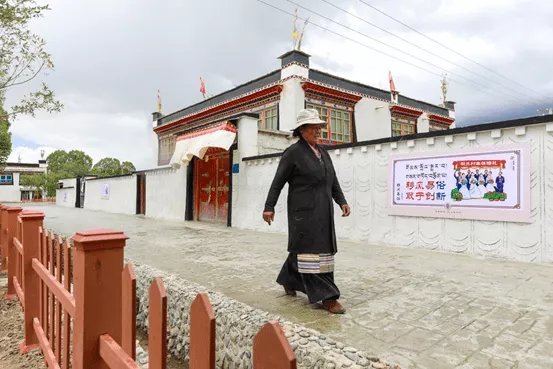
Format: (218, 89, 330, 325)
(22, 204, 553, 369)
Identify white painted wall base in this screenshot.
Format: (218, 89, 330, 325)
(56, 187, 76, 207)
(84, 175, 137, 215)
(145, 167, 187, 220)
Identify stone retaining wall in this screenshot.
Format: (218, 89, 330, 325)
(134, 262, 392, 369)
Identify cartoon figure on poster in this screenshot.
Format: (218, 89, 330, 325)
(450, 160, 507, 202)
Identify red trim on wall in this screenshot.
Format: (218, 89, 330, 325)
(154, 85, 283, 133)
(389, 105, 423, 117)
(428, 114, 455, 125)
(176, 122, 237, 141)
(302, 82, 362, 103)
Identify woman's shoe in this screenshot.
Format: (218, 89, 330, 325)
(283, 286, 296, 296)
(322, 299, 346, 314)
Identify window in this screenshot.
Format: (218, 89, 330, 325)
(429, 121, 450, 131)
(306, 103, 352, 144)
(158, 136, 176, 165)
(0, 174, 13, 185)
(257, 106, 278, 130)
(391, 114, 417, 137)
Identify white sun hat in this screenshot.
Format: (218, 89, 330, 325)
(291, 108, 327, 131)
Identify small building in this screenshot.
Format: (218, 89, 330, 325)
(151, 49, 455, 224)
(0, 160, 48, 202)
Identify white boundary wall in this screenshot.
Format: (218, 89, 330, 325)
(0, 172, 21, 202)
(232, 119, 553, 264)
(56, 178, 77, 207)
(144, 167, 187, 220)
(56, 188, 76, 207)
(84, 175, 137, 215)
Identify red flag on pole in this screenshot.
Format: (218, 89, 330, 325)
(200, 77, 206, 98)
(389, 71, 397, 92)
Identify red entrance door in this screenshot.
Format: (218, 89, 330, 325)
(194, 148, 230, 223)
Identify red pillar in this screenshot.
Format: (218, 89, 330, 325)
(19, 211, 45, 353)
(72, 229, 127, 369)
(0, 205, 6, 271)
(5, 206, 22, 299)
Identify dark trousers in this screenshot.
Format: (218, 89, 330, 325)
(276, 253, 340, 304)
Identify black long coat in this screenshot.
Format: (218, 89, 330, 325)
(264, 138, 348, 254)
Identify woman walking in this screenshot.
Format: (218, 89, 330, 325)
(262, 109, 351, 314)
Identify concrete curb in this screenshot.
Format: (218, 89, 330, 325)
(133, 261, 395, 369)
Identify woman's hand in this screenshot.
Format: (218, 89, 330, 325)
(263, 211, 275, 225)
(341, 204, 351, 217)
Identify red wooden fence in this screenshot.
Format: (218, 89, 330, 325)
(190, 293, 216, 369)
(0, 203, 297, 369)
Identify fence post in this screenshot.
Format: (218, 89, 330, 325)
(253, 321, 296, 369)
(122, 263, 136, 360)
(72, 229, 128, 369)
(0, 205, 6, 271)
(189, 293, 215, 369)
(19, 211, 45, 353)
(148, 277, 167, 369)
(5, 206, 22, 299)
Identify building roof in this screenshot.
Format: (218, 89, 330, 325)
(158, 70, 282, 127)
(309, 69, 449, 116)
(2, 162, 47, 174)
(156, 51, 451, 130)
(5, 162, 40, 168)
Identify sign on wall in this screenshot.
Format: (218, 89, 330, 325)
(388, 144, 531, 222)
(101, 183, 110, 200)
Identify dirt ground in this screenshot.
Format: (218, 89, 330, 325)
(0, 276, 44, 369)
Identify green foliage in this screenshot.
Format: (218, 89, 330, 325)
(19, 172, 43, 192)
(0, 105, 10, 167)
(91, 157, 136, 177)
(450, 188, 462, 201)
(1, 0, 63, 119)
(483, 191, 507, 201)
(92, 157, 121, 177)
(19, 149, 136, 198)
(46, 149, 93, 178)
(20, 172, 59, 197)
(120, 161, 135, 175)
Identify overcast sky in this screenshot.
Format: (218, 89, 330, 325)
(6, 0, 553, 169)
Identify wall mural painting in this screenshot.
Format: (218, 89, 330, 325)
(389, 144, 531, 223)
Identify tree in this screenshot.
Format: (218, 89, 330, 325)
(120, 161, 136, 175)
(46, 149, 92, 178)
(91, 158, 136, 177)
(0, 105, 10, 168)
(19, 172, 58, 197)
(1, 0, 63, 119)
(92, 157, 121, 177)
(19, 172, 44, 197)
(1, 1, 63, 167)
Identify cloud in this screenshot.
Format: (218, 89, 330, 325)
(9, 92, 155, 169)
(7, 146, 58, 164)
(4, 0, 553, 169)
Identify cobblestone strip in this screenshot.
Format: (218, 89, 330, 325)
(133, 262, 401, 369)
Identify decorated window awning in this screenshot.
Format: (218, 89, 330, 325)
(428, 114, 455, 125)
(302, 82, 362, 106)
(169, 122, 237, 168)
(389, 105, 423, 117)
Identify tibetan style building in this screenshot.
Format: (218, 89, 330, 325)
(150, 49, 455, 223)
